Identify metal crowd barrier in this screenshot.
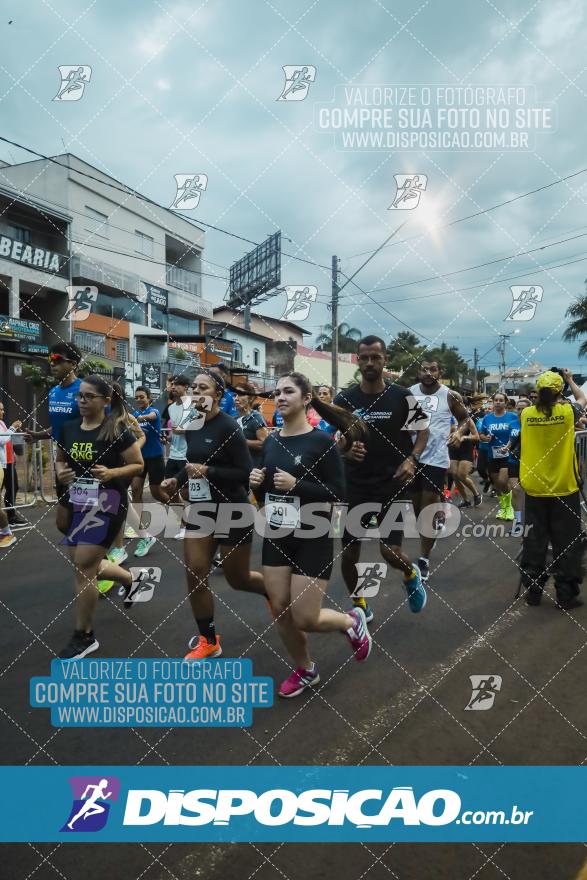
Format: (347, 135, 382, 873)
(0, 433, 57, 510)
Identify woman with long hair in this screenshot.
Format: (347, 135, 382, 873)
(507, 397, 531, 536)
(448, 416, 481, 508)
(250, 372, 372, 699)
(55, 375, 146, 659)
(478, 391, 520, 521)
(161, 371, 268, 661)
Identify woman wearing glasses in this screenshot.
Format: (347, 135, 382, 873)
(55, 375, 145, 660)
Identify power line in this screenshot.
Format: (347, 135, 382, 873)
(0, 137, 334, 273)
(337, 230, 587, 299)
(342, 165, 587, 261)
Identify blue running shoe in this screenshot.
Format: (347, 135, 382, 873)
(352, 598, 374, 624)
(404, 563, 427, 613)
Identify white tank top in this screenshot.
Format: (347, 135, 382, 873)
(409, 383, 453, 468)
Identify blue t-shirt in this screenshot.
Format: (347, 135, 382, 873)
(509, 423, 520, 463)
(317, 418, 336, 438)
(133, 406, 163, 458)
(272, 409, 284, 428)
(475, 417, 490, 451)
(48, 378, 81, 440)
(479, 411, 520, 460)
(220, 389, 237, 417)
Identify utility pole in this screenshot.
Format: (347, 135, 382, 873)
(473, 347, 478, 393)
(331, 255, 339, 390)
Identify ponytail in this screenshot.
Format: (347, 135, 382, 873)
(82, 375, 128, 443)
(536, 386, 557, 419)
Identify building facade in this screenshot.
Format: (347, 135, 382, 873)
(0, 154, 213, 402)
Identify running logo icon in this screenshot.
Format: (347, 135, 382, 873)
(62, 286, 98, 322)
(277, 66, 316, 101)
(124, 567, 161, 603)
(170, 174, 208, 210)
(53, 66, 92, 101)
(388, 174, 427, 210)
(402, 395, 431, 431)
(465, 674, 502, 710)
(505, 285, 543, 321)
(353, 563, 387, 598)
(278, 286, 317, 321)
(61, 776, 120, 832)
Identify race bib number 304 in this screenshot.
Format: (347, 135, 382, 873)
(188, 477, 212, 501)
(69, 478, 100, 507)
(265, 493, 301, 528)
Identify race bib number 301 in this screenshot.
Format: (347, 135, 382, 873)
(265, 493, 300, 528)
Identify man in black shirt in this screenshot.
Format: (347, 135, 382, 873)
(334, 336, 429, 621)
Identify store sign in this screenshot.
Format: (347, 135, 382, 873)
(140, 282, 168, 310)
(0, 314, 42, 341)
(19, 342, 49, 354)
(169, 341, 200, 354)
(0, 234, 67, 275)
(207, 339, 233, 359)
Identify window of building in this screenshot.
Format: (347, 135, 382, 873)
(74, 329, 105, 356)
(168, 313, 199, 336)
(115, 338, 129, 362)
(93, 290, 147, 327)
(233, 343, 243, 362)
(253, 348, 260, 367)
(150, 302, 168, 331)
(6, 225, 31, 244)
(85, 206, 109, 239)
(135, 230, 154, 257)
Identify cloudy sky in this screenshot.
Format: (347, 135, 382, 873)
(2, 0, 587, 375)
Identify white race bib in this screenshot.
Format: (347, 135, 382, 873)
(69, 477, 100, 507)
(188, 477, 212, 501)
(265, 493, 300, 528)
(492, 445, 509, 459)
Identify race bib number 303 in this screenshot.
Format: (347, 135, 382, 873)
(188, 477, 212, 501)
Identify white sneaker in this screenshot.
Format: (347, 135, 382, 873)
(174, 528, 186, 540)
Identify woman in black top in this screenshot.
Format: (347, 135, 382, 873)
(250, 372, 372, 699)
(55, 375, 144, 660)
(161, 372, 267, 662)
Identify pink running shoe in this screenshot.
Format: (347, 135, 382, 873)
(345, 607, 372, 662)
(278, 664, 320, 698)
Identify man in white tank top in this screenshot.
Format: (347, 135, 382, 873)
(409, 360, 471, 582)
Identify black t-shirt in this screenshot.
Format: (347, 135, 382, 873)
(177, 410, 252, 503)
(334, 383, 414, 495)
(238, 410, 267, 468)
(58, 418, 137, 500)
(258, 428, 345, 504)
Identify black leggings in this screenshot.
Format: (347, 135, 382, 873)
(520, 492, 583, 605)
(476, 449, 489, 483)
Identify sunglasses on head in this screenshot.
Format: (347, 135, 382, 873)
(48, 354, 70, 364)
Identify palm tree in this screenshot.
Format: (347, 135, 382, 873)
(563, 292, 587, 357)
(315, 322, 362, 353)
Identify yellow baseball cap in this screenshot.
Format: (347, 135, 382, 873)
(536, 370, 564, 392)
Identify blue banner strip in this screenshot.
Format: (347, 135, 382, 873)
(0, 766, 584, 842)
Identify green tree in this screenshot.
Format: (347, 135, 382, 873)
(386, 331, 426, 385)
(563, 288, 587, 357)
(315, 322, 362, 354)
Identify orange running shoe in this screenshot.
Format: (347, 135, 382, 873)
(184, 635, 222, 661)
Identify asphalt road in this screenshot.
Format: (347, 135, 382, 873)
(1, 492, 585, 880)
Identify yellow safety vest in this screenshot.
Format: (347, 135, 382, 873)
(520, 403, 579, 497)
